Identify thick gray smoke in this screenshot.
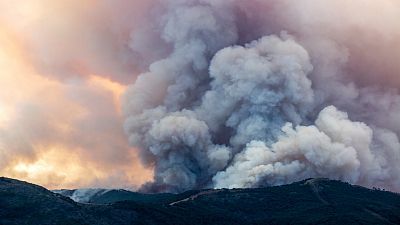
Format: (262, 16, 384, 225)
(123, 0, 400, 192)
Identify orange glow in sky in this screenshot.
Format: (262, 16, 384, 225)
(0, 1, 152, 189)
(2, 0, 400, 191)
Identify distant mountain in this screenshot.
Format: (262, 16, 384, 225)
(53, 188, 114, 203)
(1, 177, 400, 225)
(53, 188, 177, 204)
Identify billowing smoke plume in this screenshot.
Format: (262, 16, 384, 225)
(2, 0, 399, 192)
(124, 0, 400, 192)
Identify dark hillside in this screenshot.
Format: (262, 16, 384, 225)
(0, 177, 135, 225)
(2, 177, 400, 225)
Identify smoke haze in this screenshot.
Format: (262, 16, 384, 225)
(1, 0, 400, 192)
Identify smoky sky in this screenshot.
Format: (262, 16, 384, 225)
(123, 0, 400, 193)
(1, 0, 400, 192)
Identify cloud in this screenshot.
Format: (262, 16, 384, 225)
(0, 21, 152, 189)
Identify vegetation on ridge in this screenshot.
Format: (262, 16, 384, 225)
(1, 177, 400, 225)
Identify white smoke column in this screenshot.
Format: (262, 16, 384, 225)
(124, 0, 239, 192)
(213, 106, 388, 188)
(124, 0, 400, 192)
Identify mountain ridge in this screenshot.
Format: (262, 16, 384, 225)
(1, 177, 400, 225)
